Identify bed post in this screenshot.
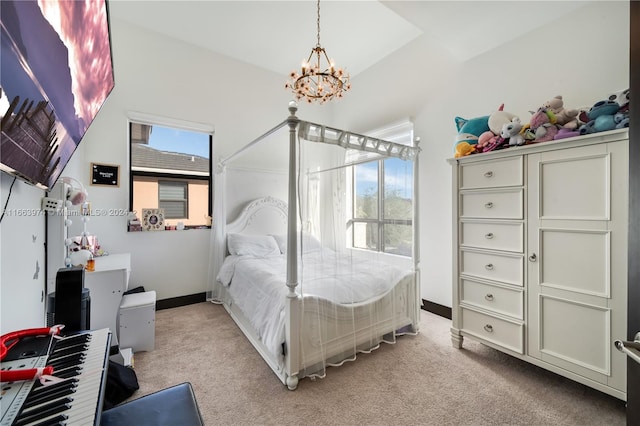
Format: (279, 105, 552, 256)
(412, 137, 421, 332)
(285, 101, 300, 390)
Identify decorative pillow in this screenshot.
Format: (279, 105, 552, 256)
(227, 233, 280, 257)
(271, 233, 322, 254)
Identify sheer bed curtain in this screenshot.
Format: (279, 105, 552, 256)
(207, 160, 226, 303)
(295, 121, 417, 378)
(206, 111, 419, 381)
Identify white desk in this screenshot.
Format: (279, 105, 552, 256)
(84, 253, 131, 346)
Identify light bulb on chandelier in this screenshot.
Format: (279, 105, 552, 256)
(285, 0, 350, 104)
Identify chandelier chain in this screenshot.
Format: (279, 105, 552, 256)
(316, 0, 321, 47)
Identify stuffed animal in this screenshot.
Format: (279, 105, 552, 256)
(500, 118, 525, 146)
(579, 100, 621, 134)
(488, 104, 519, 135)
(472, 104, 519, 154)
(608, 88, 630, 112)
(454, 141, 476, 158)
(453, 114, 490, 158)
(527, 108, 559, 143)
(540, 95, 579, 129)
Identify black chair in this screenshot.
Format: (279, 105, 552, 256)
(101, 382, 204, 426)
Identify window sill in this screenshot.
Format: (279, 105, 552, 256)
(127, 225, 211, 232)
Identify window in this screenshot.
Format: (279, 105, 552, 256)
(129, 114, 213, 229)
(159, 180, 188, 218)
(349, 121, 414, 256)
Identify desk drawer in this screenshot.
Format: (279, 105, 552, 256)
(460, 249, 523, 286)
(460, 221, 523, 252)
(461, 278, 523, 319)
(461, 308, 523, 353)
(460, 189, 523, 219)
(460, 156, 523, 189)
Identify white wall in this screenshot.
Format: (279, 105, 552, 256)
(0, 1, 630, 331)
(331, 1, 630, 307)
(0, 174, 47, 333)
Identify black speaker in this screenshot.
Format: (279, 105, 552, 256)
(47, 289, 90, 329)
(54, 267, 89, 332)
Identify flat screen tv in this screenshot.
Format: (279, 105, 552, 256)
(0, 0, 114, 190)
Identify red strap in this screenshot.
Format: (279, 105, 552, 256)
(0, 366, 54, 383)
(1, 326, 62, 360)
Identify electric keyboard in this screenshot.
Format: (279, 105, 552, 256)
(0, 328, 111, 426)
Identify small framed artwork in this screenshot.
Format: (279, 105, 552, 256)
(142, 208, 165, 231)
(91, 163, 120, 186)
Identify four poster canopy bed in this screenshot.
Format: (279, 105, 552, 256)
(208, 102, 421, 390)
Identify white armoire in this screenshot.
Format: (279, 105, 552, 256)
(449, 128, 629, 400)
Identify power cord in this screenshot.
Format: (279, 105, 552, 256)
(0, 176, 17, 224)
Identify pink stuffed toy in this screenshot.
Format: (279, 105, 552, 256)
(528, 109, 559, 143)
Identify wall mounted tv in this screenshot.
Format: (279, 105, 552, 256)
(0, 0, 115, 190)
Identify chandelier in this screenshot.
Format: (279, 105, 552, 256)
(285, 0, 351, 104)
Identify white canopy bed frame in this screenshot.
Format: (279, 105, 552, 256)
(209, 102, 421, 390)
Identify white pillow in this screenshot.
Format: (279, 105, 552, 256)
(227, 234, 280, 257)
(271, 233, 322, 254)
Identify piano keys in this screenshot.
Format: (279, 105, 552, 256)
(1, 328, 111, 426)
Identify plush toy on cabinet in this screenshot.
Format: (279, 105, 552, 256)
(475, 104, 519, 153)
(524, 108, 559, 143)
(453, 114, 490, 158)
(579, 98, 629, 135)
(500, 117, 526, 146)
(540, 95, 580, 129)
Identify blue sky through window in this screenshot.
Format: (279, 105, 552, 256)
(148, 125, 210, 159)
(356, 158, 413, 199)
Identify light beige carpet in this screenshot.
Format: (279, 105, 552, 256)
(128, 302, 625, 425)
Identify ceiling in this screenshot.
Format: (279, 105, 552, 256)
(109, 1, 594, 78)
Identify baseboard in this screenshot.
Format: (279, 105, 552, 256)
(421, 299, 452, 320)
(156, 292, 206, 311)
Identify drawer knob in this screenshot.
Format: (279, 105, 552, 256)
(485, 293, 494, 301)
(529, 253, 537, 262)
(484, 171, 493, 178)
(485, 263, 494, 271)
(485, 232, 494, 239)
(485, 202, 494, 209)
(484, 324, 494, 333)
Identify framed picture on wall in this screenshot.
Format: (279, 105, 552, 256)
(91, 162, 120, 186)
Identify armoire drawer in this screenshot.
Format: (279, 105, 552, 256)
(460, 278, 523, 319)
(460, 249, 523, 286)
(460, 221, 523, 252)
(461, 308, 524, 354)
(460, 189, 523, 219)
(459, 156, 523, 190)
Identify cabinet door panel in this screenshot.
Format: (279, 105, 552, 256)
(537, 151, 610, 220)
(539, 228, 610, 297)
(538, 295, 610, 376)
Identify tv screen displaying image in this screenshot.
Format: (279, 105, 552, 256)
(0, 0, 114, 190)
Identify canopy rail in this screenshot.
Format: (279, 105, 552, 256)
(219, 119, 289, 167)
(298, 121, 421, 160)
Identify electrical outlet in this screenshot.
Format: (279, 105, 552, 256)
(42, 197, 63, 212)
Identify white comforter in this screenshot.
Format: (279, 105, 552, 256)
(217, 249, 411, 362)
